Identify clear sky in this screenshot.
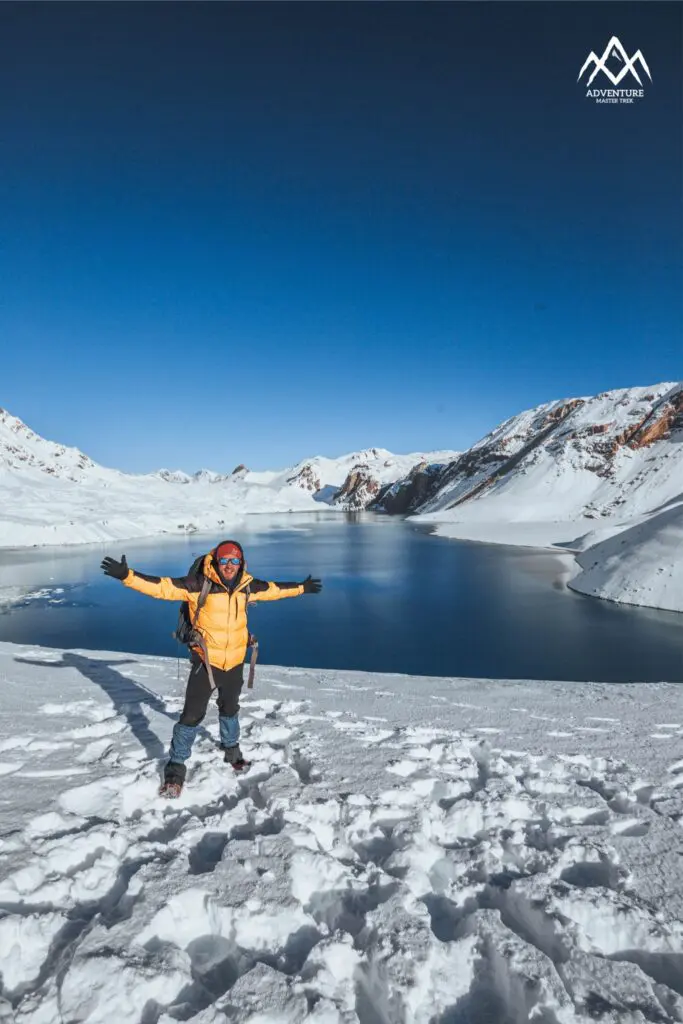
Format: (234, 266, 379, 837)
(1, 2, 681, 473)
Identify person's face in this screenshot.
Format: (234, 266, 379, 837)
(218, 556, 241, 582)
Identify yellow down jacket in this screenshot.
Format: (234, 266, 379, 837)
(122, 543, 304, 671)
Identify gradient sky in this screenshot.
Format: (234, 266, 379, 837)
(1, 2, 681, 473)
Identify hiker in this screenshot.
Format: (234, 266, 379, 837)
(101, 540, 322, 795)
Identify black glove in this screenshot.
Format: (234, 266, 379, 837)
(101, 554, 129, 581)
(302, 575, 322, 594)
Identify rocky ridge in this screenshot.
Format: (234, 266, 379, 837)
(372, 383, 683, 523)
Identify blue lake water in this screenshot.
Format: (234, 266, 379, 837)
(0, 512, 681, 682)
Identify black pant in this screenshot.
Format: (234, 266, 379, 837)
(179, 653, 245, 726)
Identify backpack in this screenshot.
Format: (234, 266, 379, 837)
(174, 556, 208, 645)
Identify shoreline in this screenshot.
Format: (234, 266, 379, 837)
(421, 516, 683, 616)
(424, 515, 584, 591)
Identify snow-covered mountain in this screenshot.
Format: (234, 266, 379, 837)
(243, 447, 403, 498)
(156, 448, 462, 509)
(0, 408, 121, 484)
(329, 449, 460, 509)
(393, 382, 683, 612)
(0, 410, 446, 548)
(376, 383, 682, 521)
(155, 466, 248, 485)
(265, 447, 460, 509)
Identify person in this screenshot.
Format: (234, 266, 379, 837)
(101, 539, 322, 796)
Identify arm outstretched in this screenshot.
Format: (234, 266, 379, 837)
(101, 554, 192, 601)
(248, 576, 322, 602)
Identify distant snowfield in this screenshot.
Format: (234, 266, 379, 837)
(1, 641, 683, 1023)
(0, 465, 315, 549)
(0, 442, 453, 549)
(0, 407, 453, 550)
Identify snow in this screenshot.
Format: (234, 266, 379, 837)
(570, 502, 683, 610)
(1, 640, 683, 1022)
(414, 383, 683, 613)
(0, 409, 451, 550)
(0, 586, 69, 611)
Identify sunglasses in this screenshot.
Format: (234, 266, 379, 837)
(218, 557, 241, 566)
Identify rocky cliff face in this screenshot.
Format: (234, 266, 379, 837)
(332, 465, 382, 509)
(283, 448, 459, 509)
(371, 461, 453, 514)
(331, 450, 462, 511)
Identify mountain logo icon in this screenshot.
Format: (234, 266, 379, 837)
(578, 36, 652, 87)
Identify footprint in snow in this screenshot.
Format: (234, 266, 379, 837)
(611, 817, 651, 838)
(387, 760, 421, 778)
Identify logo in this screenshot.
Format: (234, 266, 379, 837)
(578, 36, 651, 103)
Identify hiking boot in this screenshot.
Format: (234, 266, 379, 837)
(223, 745, 250, 771)
(159, 780, 183, 799)
(222, 744, 243, 764)
(162, 760, 186, 796)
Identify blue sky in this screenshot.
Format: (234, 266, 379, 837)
(1, 3, 681, 473)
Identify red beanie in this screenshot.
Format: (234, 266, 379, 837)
(216, 542, 242, 561)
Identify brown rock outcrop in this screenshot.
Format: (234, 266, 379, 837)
(540, 398, 585, 427)
(333, 466, 382, 508)
(287, 464, 322, 492)
(611, 388, 683, 453)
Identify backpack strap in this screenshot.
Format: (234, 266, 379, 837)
(190, 575, 216, 690)
(243, 584, 258, 689)
(247, 638, 259, 690)
(194, 575, 212, 623)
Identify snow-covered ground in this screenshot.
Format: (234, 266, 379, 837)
(2, 641, 683, 1023)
